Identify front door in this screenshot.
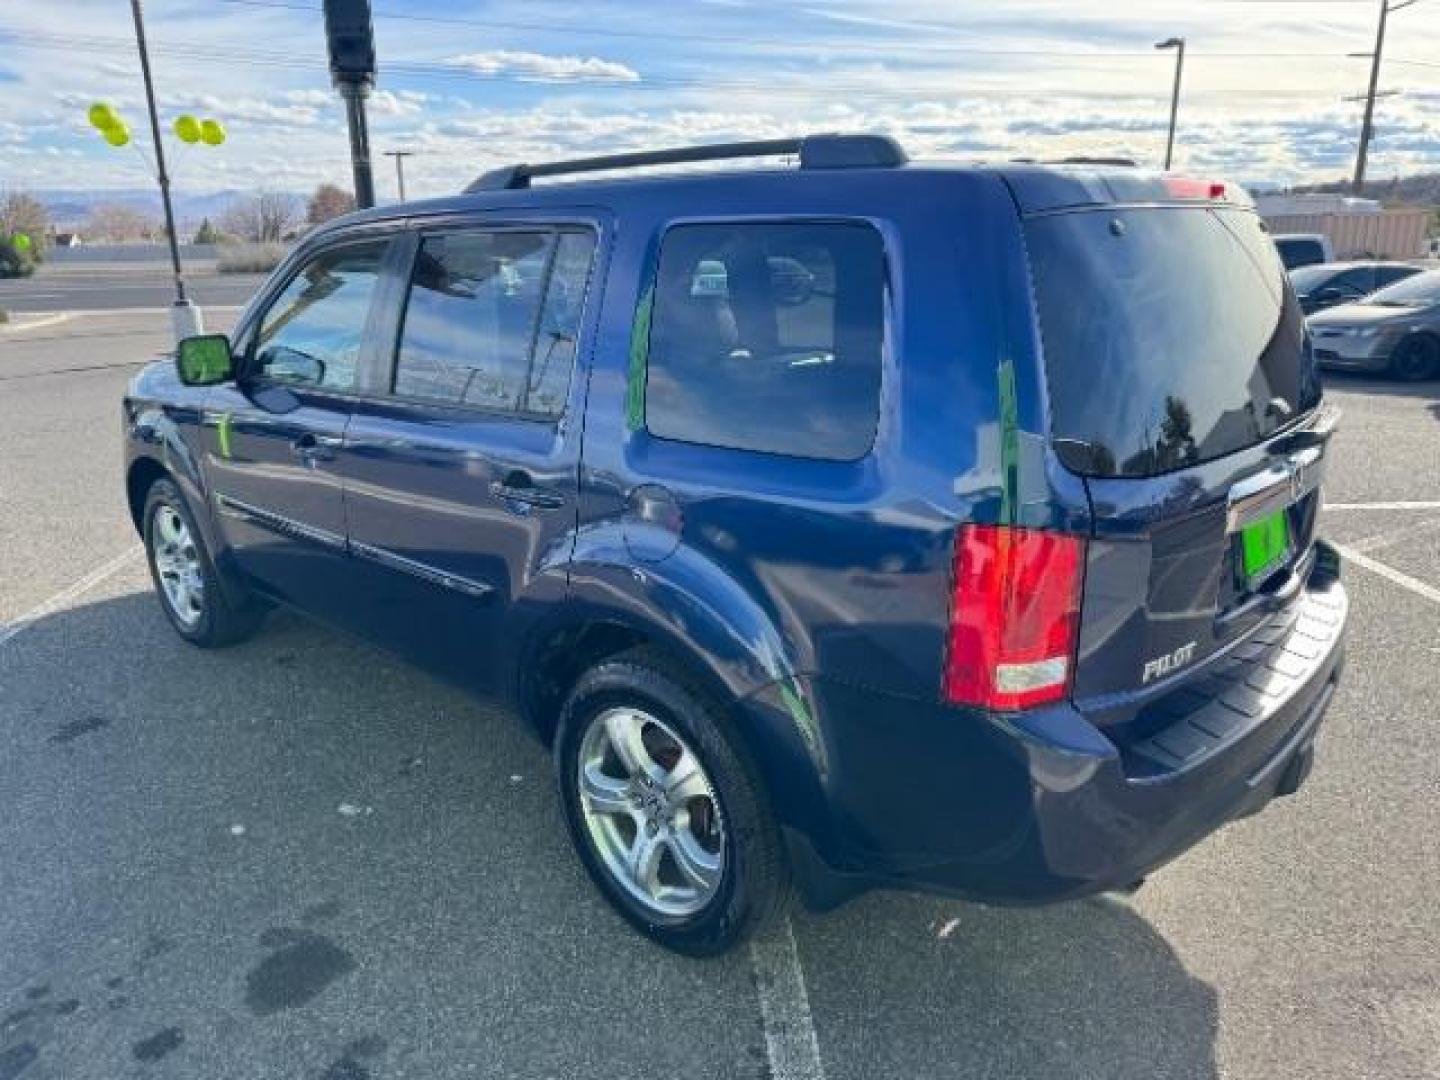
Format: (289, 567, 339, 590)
(335, 222, 602, 691)
(205, 236, 392, 612)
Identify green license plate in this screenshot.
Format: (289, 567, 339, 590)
(1239, 509, 1292, 586)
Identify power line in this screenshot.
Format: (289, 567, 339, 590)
(4, 30, 1388, 100)
(206, 0, 1385, 60)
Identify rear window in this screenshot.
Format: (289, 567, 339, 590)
(1027, 207, 1319, 478)
(1275, 237, 1326, 269)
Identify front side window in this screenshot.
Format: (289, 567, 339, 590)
(392, 228, 596, 416)
(643, 221, 885, 461)
(254, 240, 389, 392)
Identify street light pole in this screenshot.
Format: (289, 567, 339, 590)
(128, 0, 201, 338)
(383, 150, 414, 201)
(1155, 37, 1186, 171)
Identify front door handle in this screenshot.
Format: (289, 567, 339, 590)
(490, 472, 565, 511)
(291, 432, 342, 464)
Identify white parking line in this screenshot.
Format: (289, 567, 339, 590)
(750, 915, 826, 1080)
(1333, 544, 1440, 607)
(0, 547, 144, 649)
(0, 312, 73, 334)
(1325, 501, 1440, 512)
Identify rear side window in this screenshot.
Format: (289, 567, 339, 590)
(393, 228, 596, 417)
(644, 221, 885, 461)
(1028, 207, 1319, 478)
(1276, 238, 1325, 269)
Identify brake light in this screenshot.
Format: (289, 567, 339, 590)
(943, 525, 1086, 710)
(1163, 176, 1226, 201)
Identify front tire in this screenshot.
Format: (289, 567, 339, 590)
(555, 649, 792, 956)
(143, 478, 262, 648)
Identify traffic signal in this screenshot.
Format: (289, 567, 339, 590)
(323, 0, 376, 87)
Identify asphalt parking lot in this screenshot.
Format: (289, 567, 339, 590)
(1, 304, 1438, 1080)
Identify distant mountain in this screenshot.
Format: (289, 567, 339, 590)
(32, 188, 299, 230)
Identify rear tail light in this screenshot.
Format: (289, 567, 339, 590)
(943, 525, 1086, 711)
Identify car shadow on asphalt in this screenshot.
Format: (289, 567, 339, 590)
(792, 890, 1219, 1079)
(2, 590, 1217, 1080)
(1322, 370, 1440, 424)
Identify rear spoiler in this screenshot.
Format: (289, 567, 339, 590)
(1002, 165, 1255, 215)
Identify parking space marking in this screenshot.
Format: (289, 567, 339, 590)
(1333, 544, 1440, 607)
(0, 546, 143, 648)
(749, 915, 826, 1080)
(1325, 501, 1440, 512)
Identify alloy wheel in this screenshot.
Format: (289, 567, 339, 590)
(576, 706, 726, 918)
(152, 504, 205, 628)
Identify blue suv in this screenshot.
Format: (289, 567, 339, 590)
(123, 135, 1347, 955)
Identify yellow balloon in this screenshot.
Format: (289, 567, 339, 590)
(88, 102, 120, 131)
(103, 123, 131, 148)
(173, 114, 201, 144)
(199, 119, 226, 147)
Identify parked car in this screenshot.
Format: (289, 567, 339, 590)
(123, 136, 1347, 955)
(1309, 267, 1440, 380)
(1273, 232, 1334, 270)
(1290, 260, 1424, 315)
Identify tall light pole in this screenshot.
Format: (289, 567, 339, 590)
(1353, 0, 1418, 193)
(1155, 37, 1186, 171)
(129, 0, 201, 338)
(384, 150, 414, 201)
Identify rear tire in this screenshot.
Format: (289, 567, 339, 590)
(1389, 334, 1440, 381)
(554, 648, 792, 956)
(142, 478, 262, 648)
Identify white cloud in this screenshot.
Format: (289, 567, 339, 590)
(444, 50, 641, 84)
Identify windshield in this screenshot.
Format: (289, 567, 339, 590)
(1361, 268, 1440, 307)
(1027, 207, 1320, 479)
(1289, 264, 1336, 293)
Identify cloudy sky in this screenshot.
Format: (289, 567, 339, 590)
(3, 0, 1440, 201)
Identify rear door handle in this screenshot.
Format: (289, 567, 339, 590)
(490, 472, 565, 511)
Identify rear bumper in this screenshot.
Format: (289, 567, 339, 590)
(783, 555, 1347, 910)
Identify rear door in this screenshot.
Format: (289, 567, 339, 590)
(1025, 202, 1330, 736)
(334, 219, 602, 691)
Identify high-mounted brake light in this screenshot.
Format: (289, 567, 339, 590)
(943, 525, 1086, 711)
(1163, 176, 1227, 201)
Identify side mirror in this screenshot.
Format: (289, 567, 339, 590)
(175, 334, 235, 386)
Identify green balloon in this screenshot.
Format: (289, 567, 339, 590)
(174, 114, 201, 144)
(199, 118, 226, 147)
(88, 102, 120, 131)
(12, 233, 32, 253)
(103, 123, 131, 148)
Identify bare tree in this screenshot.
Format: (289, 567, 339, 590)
(220, 191, 302, 243)
(85, 203, 162, 242)
(0, 190, 51, 249)
(307, 183, 356, 225)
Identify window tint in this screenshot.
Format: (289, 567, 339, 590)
(644, 221, 884, 461)
(1376, 264, 1419, 287)
(394, 231, 551, 411)
(526, 231, 597, 416)
(1028, 207, 1319, 478)
(1329, 267, 1375, 294)
(255, 241, 388, 391)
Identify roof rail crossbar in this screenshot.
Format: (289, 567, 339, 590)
(464, 133, 906, 193)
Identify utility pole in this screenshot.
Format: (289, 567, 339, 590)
(1354, 0, 1419, 193)
(129, 0, 201, 339)
(1155, 37, 1186, 171)
(323, 0, 378, 209)
(383, 150, 414, 201)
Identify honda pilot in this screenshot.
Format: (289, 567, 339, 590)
(123, 135, 1347, 955)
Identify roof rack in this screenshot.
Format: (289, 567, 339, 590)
(1010, 156, 1138, 168)
(463, 133, 907, 193)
